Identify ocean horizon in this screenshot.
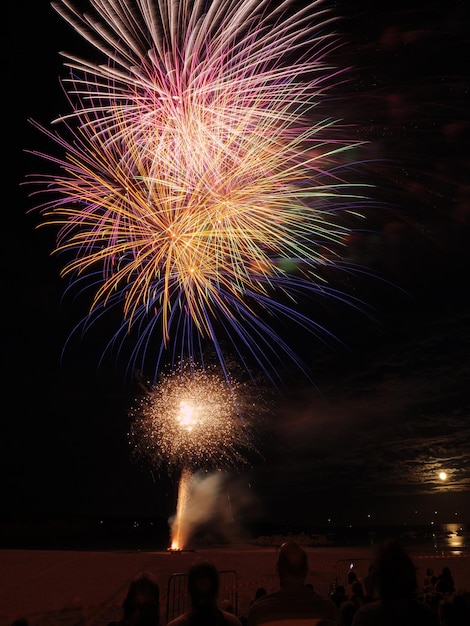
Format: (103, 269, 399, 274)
(1, 513, 468, 554)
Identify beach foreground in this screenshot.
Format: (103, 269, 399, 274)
(1, 545, 469, 626)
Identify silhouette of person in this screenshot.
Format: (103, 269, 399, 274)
(439, 590, 470, 625)
(248, 588, 267, 611)
(345, 571, 360, 599)
(435, 566, 455, 595)
(247, 540, 338, 626)
(253, 588, 267, 602)
(239, 587, 268, 626)
(339, 581, 367, 626)
(330, 584, 346, 609)
(423, 567, 435, 593)
(363, 564, 377, 600)
(351, 539, 439, 625)
(221, 598, 235, 614)
(115, 571, 160, 626)
(166, 560, 242, 626)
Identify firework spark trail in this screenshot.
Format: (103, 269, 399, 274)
(169, 468, 192, 550)
(27, 0, 371, 381)
(168, 469, 218, 550)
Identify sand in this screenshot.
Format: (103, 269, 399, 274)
(1, 545, 469, 626)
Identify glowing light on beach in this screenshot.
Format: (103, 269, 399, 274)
(27, 0, 371, 381)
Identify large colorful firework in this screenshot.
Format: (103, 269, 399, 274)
(27, 0, 369, 381)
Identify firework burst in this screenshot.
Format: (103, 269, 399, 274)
(27, 0, 370, 381)
(128, 362, 261, 473)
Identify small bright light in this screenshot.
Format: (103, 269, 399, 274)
(176, 400, 198, 432)
(439, 471, 447, 481)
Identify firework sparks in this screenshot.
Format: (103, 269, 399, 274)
(129, 361, 269, 548)
(169, 467, 192, 550)
(27, 0, 370, 381)
(128, 362, 260, 473)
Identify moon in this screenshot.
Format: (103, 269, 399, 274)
(439, 471, 447, 481)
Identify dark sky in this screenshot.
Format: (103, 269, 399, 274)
(3, 1, 469, 533)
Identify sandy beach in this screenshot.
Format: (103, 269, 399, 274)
(1, 544, 469, 626)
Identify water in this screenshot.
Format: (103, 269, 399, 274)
(0, 514, 469, 553)
(430, 522, 468, 554)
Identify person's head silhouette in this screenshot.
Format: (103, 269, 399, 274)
(187, 560, 220, 610)
(276, 541, 309, 589)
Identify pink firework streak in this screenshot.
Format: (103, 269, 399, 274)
(26, 0, 372, 383)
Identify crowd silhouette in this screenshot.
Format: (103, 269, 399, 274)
(9, 539, 470, 626)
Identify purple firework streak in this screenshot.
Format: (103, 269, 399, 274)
(26, 0, 373, 384)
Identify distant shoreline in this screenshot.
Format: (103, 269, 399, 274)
(1, 514, 468, 554)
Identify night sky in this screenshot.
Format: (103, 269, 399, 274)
(3, 1, 469, 534)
